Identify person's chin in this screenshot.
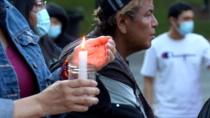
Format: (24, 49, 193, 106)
(144, 40, 152, 49)
(138, 43, 151, 51)
(144, 43, 151, 49)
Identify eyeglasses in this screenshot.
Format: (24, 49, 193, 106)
(32, 0, 47, 13)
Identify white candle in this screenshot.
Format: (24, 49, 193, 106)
(79, 37, 87, 79)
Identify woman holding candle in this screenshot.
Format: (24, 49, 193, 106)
(0, 0, 116, 117)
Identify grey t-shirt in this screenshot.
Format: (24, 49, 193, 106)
(99, 75, 140, 107)
(99, 76, 147, 118)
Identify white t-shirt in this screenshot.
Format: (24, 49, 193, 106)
(141, 33, 210, 118)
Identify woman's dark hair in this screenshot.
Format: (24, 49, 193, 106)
(46, 3, 69, 32)
(90, 0, 142, 38)
(13, 0, 35, 20)
(168, 2, 192, 19)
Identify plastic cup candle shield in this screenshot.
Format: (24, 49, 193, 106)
(67, 36, 98, 80)
(79, 37, 88, 79)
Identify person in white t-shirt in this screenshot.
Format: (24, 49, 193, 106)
(141, 2, 210, 118)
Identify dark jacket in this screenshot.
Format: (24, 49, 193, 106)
(67, 53, 154, 118)
(55, 40, 154, 118)
(39, 36, 62, 71)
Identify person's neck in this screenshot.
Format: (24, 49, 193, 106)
(114, 33, 130, 60)
(169, 27, 184, 40)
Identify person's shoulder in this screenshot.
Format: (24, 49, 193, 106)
(152, 32, 168, 42)
(187, 33, 206, 40)
(187, 33, 209, 44)
(151, 32, 169, 47)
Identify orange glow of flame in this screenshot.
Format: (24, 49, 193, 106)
(81, 36, 86, 50)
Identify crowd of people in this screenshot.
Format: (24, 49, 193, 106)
(0, 0, 210, 118)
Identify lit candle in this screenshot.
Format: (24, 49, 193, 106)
(79, 37, 87, 79)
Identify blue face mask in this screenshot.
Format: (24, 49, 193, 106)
(48, 25, 62, 39)
(34, 9, 51, 37)
(178, 20, 194, 36)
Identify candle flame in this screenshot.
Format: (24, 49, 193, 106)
(81, 36, 86, 50)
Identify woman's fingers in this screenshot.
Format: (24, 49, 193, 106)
(87, 36, 110, 47)
(67, 96, 99, 107)
(64, 79, 98, 88)
(67, 104, 89, 112)
(70, 36, 116, 71)
(106, 42, 116, 62)
(69, 87, 100, 96)
(107, 38, 116, 49)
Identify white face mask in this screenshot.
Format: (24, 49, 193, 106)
(178, 20, 194, 36)
(48, 24, 62, 39)
(34, 9, 51, 37)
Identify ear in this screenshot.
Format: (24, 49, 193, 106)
(169, 17, 177, 27)
(115, 13, 128, 34)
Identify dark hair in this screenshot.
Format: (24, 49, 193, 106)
(46, 3, 69, 32)
(90, 0, 140, 37)
(168, 2, 192, 19)
(13, 0, 35, 20)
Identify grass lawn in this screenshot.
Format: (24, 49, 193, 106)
(48, 0, 210, 39)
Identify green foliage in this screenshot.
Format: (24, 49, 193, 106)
(48, 0, 210, 39)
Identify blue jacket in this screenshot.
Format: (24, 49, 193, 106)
(0, 0, 60, 117)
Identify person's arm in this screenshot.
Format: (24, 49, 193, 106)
(0, 99, 14, 118)
(13, 79, 99, 118)
(143, 76, 154, 106)
(201, 38, 210, 70)
(14, 95, 43, 118)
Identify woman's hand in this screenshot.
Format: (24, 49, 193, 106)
(14, 79, 100, 117)
(71, 36, 116, 71)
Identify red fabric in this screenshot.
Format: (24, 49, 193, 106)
(61, 58, 68, 80)
(6, 43, 38, 98)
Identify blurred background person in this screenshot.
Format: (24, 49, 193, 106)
(141, 2, 210, 118)
(47, 3, 69, 40)
(54, 7, 84, 49)
(38, 2, 69, 69)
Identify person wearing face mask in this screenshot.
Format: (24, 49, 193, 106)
(141, 2, 210, 118)
(39, 2, 69, 70)
(46, 3, 68, 40)
(13, 0, 51, 37)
